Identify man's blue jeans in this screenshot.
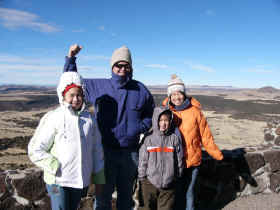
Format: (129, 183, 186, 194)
(46, 184, 87, 210)
(174, 167, 199, 210)
(94, 149, 138, 210)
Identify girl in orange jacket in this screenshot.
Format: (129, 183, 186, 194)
(162, 75, 223, 210)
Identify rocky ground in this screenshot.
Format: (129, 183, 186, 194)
(1, 88, 280, 208)
(193, 193, 280, 210)
(1, 90, 280, 171)
(219, 193, 280, 210)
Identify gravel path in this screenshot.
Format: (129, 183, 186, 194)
(197, 193, 280, 210)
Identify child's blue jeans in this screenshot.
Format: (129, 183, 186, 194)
(46, 184, 87, 210)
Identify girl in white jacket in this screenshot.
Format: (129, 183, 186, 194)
(28, 72, 105, 210)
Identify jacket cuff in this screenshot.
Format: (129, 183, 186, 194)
(47, 157, 60, 175)
(139, 122, 148, 134)
(92, 169, 105, 184)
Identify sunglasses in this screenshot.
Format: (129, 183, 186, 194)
(114, 63, 131, 70)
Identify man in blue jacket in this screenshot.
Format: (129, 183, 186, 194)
(64, 44, 155, 210)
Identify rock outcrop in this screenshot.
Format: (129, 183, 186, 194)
(1, 119, 280, 209)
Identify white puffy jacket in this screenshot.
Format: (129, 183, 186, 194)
(28, 72, 104, 188)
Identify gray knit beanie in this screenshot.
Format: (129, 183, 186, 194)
(167, 74, 185, 96)
(110, 46, 132, 69)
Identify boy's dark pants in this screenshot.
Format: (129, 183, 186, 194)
(141, 178, 175, 210)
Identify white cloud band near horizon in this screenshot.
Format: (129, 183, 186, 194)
(0, 54, 58, 64)
(185, 61, 215, 72)
(80, 54, 110, 61)
(246, 68, 274, 73)
(0, 7, 60, 32)
(144, 64, 168, 69)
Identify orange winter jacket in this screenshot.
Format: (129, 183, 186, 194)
(162, 97, 223, 168)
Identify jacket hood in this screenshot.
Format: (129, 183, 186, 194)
(152, 106, 173, 135)
(162, 96, 201, 110)
(57, 72, 85, 105)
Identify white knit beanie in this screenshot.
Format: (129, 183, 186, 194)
(110, 46, 132, 69)
(167, 74, 185, 96)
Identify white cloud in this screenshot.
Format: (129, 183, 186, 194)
(0, 54, 58, 64)
(79, 65, 107, 71)
(0, 54, 61, 71)
(80, 55, 110, 61)
(246, 68, 273, 73)
(1, 63, 106, 72)
(0, 54, 109, 72)
(72, 29, 85, 33)
(98, 25, 105, 31)
(0, 54, 33, 63)
(0, 63, 61, 71)
(191, 64, 214, 72)
(0, 7, 60, 32)
(185, 61, 215, 72)
(0, 54, 110, 84)
(144, 64, 168, 69)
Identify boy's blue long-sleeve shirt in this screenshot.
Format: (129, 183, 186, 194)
(64, 56, 155, 149)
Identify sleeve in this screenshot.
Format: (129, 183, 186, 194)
(91, 117, 105, 184)
(138, 137, 149, 180)
(63, 56, 77, 72)
(28, 112, 60, 175)
(198, 111, 224, 160)
(175, 135, 184, 177)
(63, 56, 98, 106)
(140, 89, 155, 134)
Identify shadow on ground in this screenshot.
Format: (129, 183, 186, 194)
(195, 148, 258, 210)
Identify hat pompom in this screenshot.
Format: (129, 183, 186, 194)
(171, 74, 178, 80)
(167, 74, 185, 96)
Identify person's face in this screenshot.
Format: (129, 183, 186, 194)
(63, 87, 83, 111)
(112, 61, 131, 77)
(159, 114, 170, 132)
(170, 91, 185, 106)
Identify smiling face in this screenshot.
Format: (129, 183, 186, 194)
(112, 61, 131, 77)
(63, 87, 83, 111)
(170, 91, 186, 106)
(159, 114, 171, 132)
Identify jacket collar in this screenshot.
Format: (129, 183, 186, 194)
(110, 71, 132, 89)
(173, 98, 191, 111)
(61, 102, 87, 115)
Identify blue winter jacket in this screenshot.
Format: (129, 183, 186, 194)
(64, 56, 155, 150)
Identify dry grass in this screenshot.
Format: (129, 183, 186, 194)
(1, 88, 279, 170)
(0, 107, 54, 170)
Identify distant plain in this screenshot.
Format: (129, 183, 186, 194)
(1, 85, 280, 171)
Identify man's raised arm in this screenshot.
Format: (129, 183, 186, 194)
(63, 44, 82, 72)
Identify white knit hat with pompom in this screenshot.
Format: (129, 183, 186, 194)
(167, 74, 185, 96)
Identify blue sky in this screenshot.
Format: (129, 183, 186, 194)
(1, 0, 280, 88)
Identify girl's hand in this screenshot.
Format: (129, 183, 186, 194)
(68, 44, 82, 57)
